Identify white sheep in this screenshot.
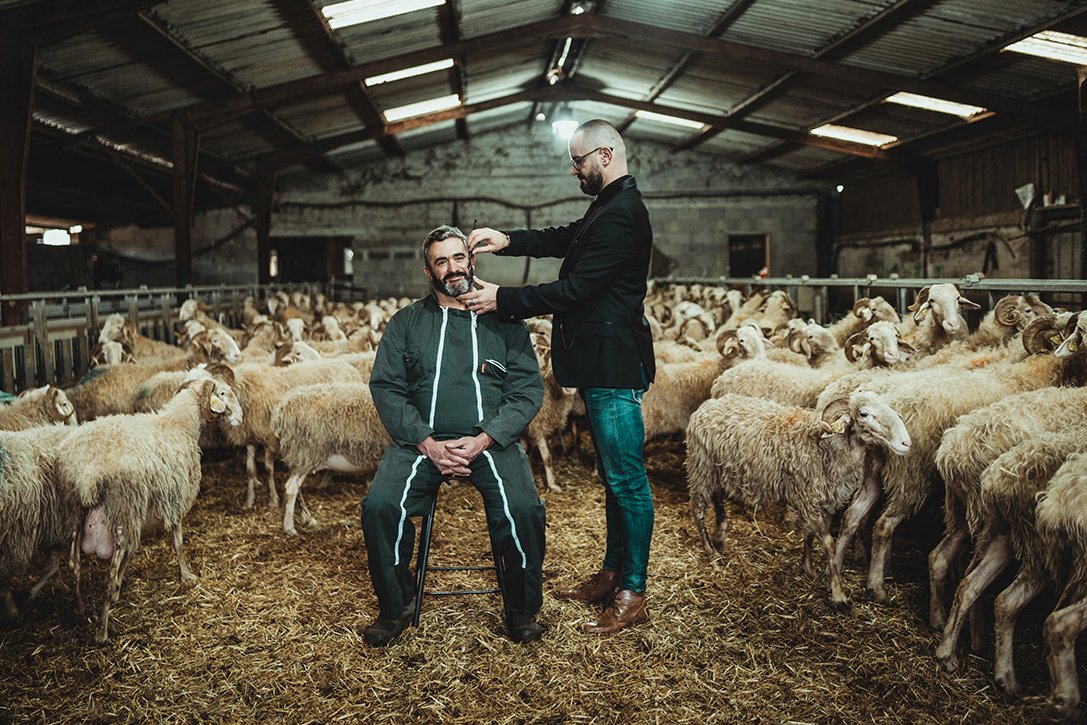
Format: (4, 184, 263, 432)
(59, 378, 243, 642)
(686, 391, 911, 607)
(270, 383, 390, 534)
(931, 385, 1087, 629)
(0, 424, 80, 620)
(829, 329, 1083, 605)
(934, 427, 1087, 689)
(1035, 451, 1087, 718)
(223, 356, 370, 510)
(901, 283, 980, 353)
(0, 386, 77, 430)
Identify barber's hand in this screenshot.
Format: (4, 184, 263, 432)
(417, 436, 471, 477)
(458, 277, 499, 315)
(467, 228, 510, 255)
(443, 433, 493, 466)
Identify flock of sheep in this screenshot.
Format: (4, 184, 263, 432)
(642, 280, 1087, 717)
(2, 282, 1087, 716)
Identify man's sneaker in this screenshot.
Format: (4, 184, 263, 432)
(363, 615, 411, 647)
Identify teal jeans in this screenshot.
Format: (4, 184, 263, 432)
(581, 375, 654, 593)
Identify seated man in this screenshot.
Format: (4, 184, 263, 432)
(360, 225, 546, 646)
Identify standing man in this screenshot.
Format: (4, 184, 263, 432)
(361, 225, 547, 647)
(461, 119, 655, 634)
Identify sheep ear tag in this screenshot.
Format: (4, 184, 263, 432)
(830, 418, 847, 434)
(209, 393, 226, 413)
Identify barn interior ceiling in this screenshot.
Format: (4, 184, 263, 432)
(4, 0, 1087, 228)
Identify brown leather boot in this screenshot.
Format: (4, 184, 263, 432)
(581, 589, 648, 634)
(554, 569, 620, 604)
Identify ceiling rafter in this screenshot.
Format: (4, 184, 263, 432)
(102, 11, 1076, 148)
(676, 0, 943, 150)
(722, 2, 1087, 161)
(1, 0, 165, 47)
(256, 81, 918, 173)
(437, 0, 469, 141)
(135, 8, 340, 173)
(288, 0, 403, 158)
(614, 0, 756, 134)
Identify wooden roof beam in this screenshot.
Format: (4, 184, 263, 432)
(615, 0, 757, 134)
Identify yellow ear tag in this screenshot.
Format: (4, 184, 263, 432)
(831, 419, 847, 434)
(918, 308, 928, 319)
(1051, 334, 1063, 346)
(1070, 339, 1080, 352)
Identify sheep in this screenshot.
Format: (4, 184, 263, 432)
(59, 378, 243, 642)
(686, 391, 911, 607)
(964, 293, 1051, 350)
(88, 340, 133, 367)
(901, 283, 980, 353)
(521, 337, 577, 493)
(931, 384, 1087, 629)
(826, 297, 901, 347)
(721, 289, 768, 330)
(0, 386, 78, 430)
(829, 321, 1083, 605)
(0, 424, 81, 621)
(71, 326, 242, 419)
(270, 383, 390, 534)
(934, 427, 1087, 688)
(1055, 310, 1086, 358)
(98, 313, 186, 363)
(753, 289, 798, 336)
(223, 356, 371, 510)
(1035, 451, 1087, 718)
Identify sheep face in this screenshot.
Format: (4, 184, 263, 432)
(179, 299, 199, 321)
(866, 321, 913, 366)
(285, 318, 306, 342)
(206, 328, 242, 363)
(1056, 312, 1085, 358)
(205, 379, 242, 427)
(736, 324, 767, 359)
(804, 323, 838, 356)
(49, 386, 78, 425)
(835, 391, 911, 456)
(97, 313, 126, 344)
(910, 283, 979, 334)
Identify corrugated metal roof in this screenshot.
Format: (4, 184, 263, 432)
(10, 0, 1086, 224)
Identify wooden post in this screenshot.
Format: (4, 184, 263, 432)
(0, 27, 36, 327)
(914, 160, 938, 278)
(256, 165, 276, 286)
(172, 114, 200, 289)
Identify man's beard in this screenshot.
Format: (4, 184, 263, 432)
(578, 168, 605, 196)
(431, 265, 474, 297)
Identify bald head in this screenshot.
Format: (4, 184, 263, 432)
(569, 119, 628, 196)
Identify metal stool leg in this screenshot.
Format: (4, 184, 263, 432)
(412, 485, 508, 631)
(412, 494, 438, 627)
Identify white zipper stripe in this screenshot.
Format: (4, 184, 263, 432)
(470, 312, 483, 422)
(393, 455, 426, 566)
(483, 450, 527, 569)
(484, 358, 507, 374)
(428, 307, 449, 427)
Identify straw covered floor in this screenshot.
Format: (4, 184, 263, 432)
(0, 436, 1057, 722)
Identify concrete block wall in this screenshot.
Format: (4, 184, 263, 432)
(277, 123, 827, 297)
(97, 124, 827, 294)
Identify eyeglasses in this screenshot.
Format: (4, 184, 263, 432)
(569, 146, 611, 168)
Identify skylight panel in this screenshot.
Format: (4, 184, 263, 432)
(364, 59, 454, 87)
(883, 92, 987, 119)
(1004, 31, 1087, 65)
(634, 110, 705, 130)
(322, 0, 444, 30)
(383, 94, 460, 123)
(809, 124, 898, 147)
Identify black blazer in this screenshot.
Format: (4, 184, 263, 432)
(494, 175, 655, 389)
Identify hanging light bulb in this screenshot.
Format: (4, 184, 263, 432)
(551, 105, 578, 140)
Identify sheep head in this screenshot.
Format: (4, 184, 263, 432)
(819, 392, 911, 456)
(97, 313, 127, 344)
(274, 340, 322, 366)
(178, 299, 199, 322)
(717, 329, 742, 360)
(1056, 311, 1085, 358)
(908, 284, 978, 334)
(187, 378, 243, 426)
(47, 386, 78, 425)
(787, 327, 812, 358)
(736, 323, 768, 359)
